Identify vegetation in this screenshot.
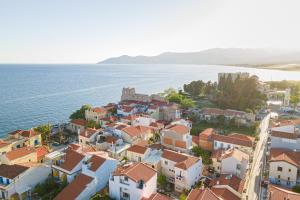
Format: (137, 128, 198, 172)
(292, 185, 300, 194)
(87, 120, 101, 129)
(191, 146, 212, 165)
(184, 75, 267, 112)
(165, 90, 195, 109)
(69, 104, 91, 120)
(179, 191, 188, 200)
(34, 124, 51, 144)
(90, 193, 114, 200)
(34, 176, 67, 200)
(216, 75, 266, 112)
(268, 80, 300, 109)
(157, 173, 167, 189)
(184, 80, 217, 97)
(190, 121, 258, 136)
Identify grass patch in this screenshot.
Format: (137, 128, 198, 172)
(191, 121, 257, 136)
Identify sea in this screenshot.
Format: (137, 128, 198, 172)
(1, 64, 300, 138)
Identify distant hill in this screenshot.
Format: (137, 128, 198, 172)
(98, 48, 300, 68)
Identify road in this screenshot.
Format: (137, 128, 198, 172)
(244, 114, 270, 200)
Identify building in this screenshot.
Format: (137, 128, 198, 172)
(268, 184, 300, 200)
(187, 188, 220, 200)
(200, 108, 255, 126)
(0, 141, 12, 154)
(198, 128, 216, 151)
(121, 125, 154, 144)
(211, 148, 249, 179)
(268, 148, 300, 188)
(85, 107, 110, 124)
(0, 164, 51, 199)
(126, 145, 150, 162)
(121, 87, 165, 103)
(52, 148, 85, 183)
(55, 154, 118, 200)
(142, 193, 173, 200)
(161, 149, 202, 192)
(0, 147, 37, 165)
(159, 104, 181, 122)
(270, 125, 300, 150)
(209, 174, 245, 200)
(79, 128, 101, 146)
(161, 124, 193, 153)
(212, 133, 255, 154)
(8, 129, 42, 148)
(170, 119, 192, 129)
(109, 163, 157, 200)
(68, 119, 87, 133)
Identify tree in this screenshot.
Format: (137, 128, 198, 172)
(192, 146, 212, 165)
(292, 185, 300, 194)
(70, 104, 91, 120)
(34, 124, 51, 144)
(157, 173, 167, 189)
(180, 98, 195, 109)
(179, 193, 187, 200)
(290, 95, 300, 109)
(87, 120, 100, 129)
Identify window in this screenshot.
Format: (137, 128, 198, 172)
(277, 167, 282, 172)
(278, 175, 281, 179)
(164, 161, 168, 165)
(288, 177, 290, 181)
(0, 177, 3, 184)
(289, 169, 291, 172)
(124, 177, 128, 181)
(214, 142, 217, 147)
(236, 164, 241, 170)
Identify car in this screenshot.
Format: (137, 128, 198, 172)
(261, 180, 269, 187)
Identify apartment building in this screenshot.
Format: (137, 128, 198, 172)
(161, 149, 202, 192)
(109, 163, 157, 200)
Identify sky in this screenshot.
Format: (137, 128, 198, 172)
(1, 0, 300, 63)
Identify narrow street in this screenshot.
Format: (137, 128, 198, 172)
(244, 114, 270, 200)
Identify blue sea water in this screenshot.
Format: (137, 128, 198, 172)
(0, 64, 300, 137)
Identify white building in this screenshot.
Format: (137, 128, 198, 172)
(212, 148, 249, 179)
(55, 154, 118, 200)
(109, 163, 157, 200)
(0, 164, 51, 199)
(270, 125, 300, 150)
(269, 148, 300, 188)
(161, 149, 202, 192)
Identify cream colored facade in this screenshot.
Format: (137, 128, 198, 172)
(126, 148, 150, 162)
(85, 108, 108, 123)
(0, 151, 37, 165)
(269, 161, 299, 187)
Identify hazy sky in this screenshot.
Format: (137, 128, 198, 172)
(1, 0, 300, 63)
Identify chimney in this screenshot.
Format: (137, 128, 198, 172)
(216, 180, 219, 185)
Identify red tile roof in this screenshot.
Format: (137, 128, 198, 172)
(0, 140, 10, 149)
(54, 174, 94, 200)
(70, 119, 87, 126)
(199, 128, 216, 140)
(6, 147, 36, 161)
(167, 124, 189, 135)
(0, 164, 29, 179)
(58, 149, 85, 171)
(187, 188, 220, 200)
(122, 126, 153, 138)
(113, 163, 156, 183)
(91, 107, 107, 114)
(210, 188, 240, 200)
(36, 146, 49, 161)
(105, 136, 118, 144)
(271, 131, 298, 139)
(268, 184, 300, 200)
(142, 193, 173, 200)
(269, 148, 300, 168)
(209, 174, 245, 194)
(8, 130, 40, 138)
(80, 128, 99, 138)
(127, 145, 148, 154)
(212, 133, 254, 147)
(162, 149, 200, 170)
(88, 155, 106, 172)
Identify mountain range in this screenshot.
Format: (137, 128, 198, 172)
(98, 48, 300, 70)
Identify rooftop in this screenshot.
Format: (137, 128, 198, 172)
(0, 164, 29, 179)
(6, 147, 36, 161)
(54, 173, 94, 200)
(162, 149, 200, 170)
(268, 184, 300, 200)
(209, 174, 245, 194)
(187, 188, 220, 200)
(269, 148, 300, 168)
(127, 145, 148, 155)
(113, 162, 156, 183)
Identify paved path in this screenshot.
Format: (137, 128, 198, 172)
(244, 114, 270, 200)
